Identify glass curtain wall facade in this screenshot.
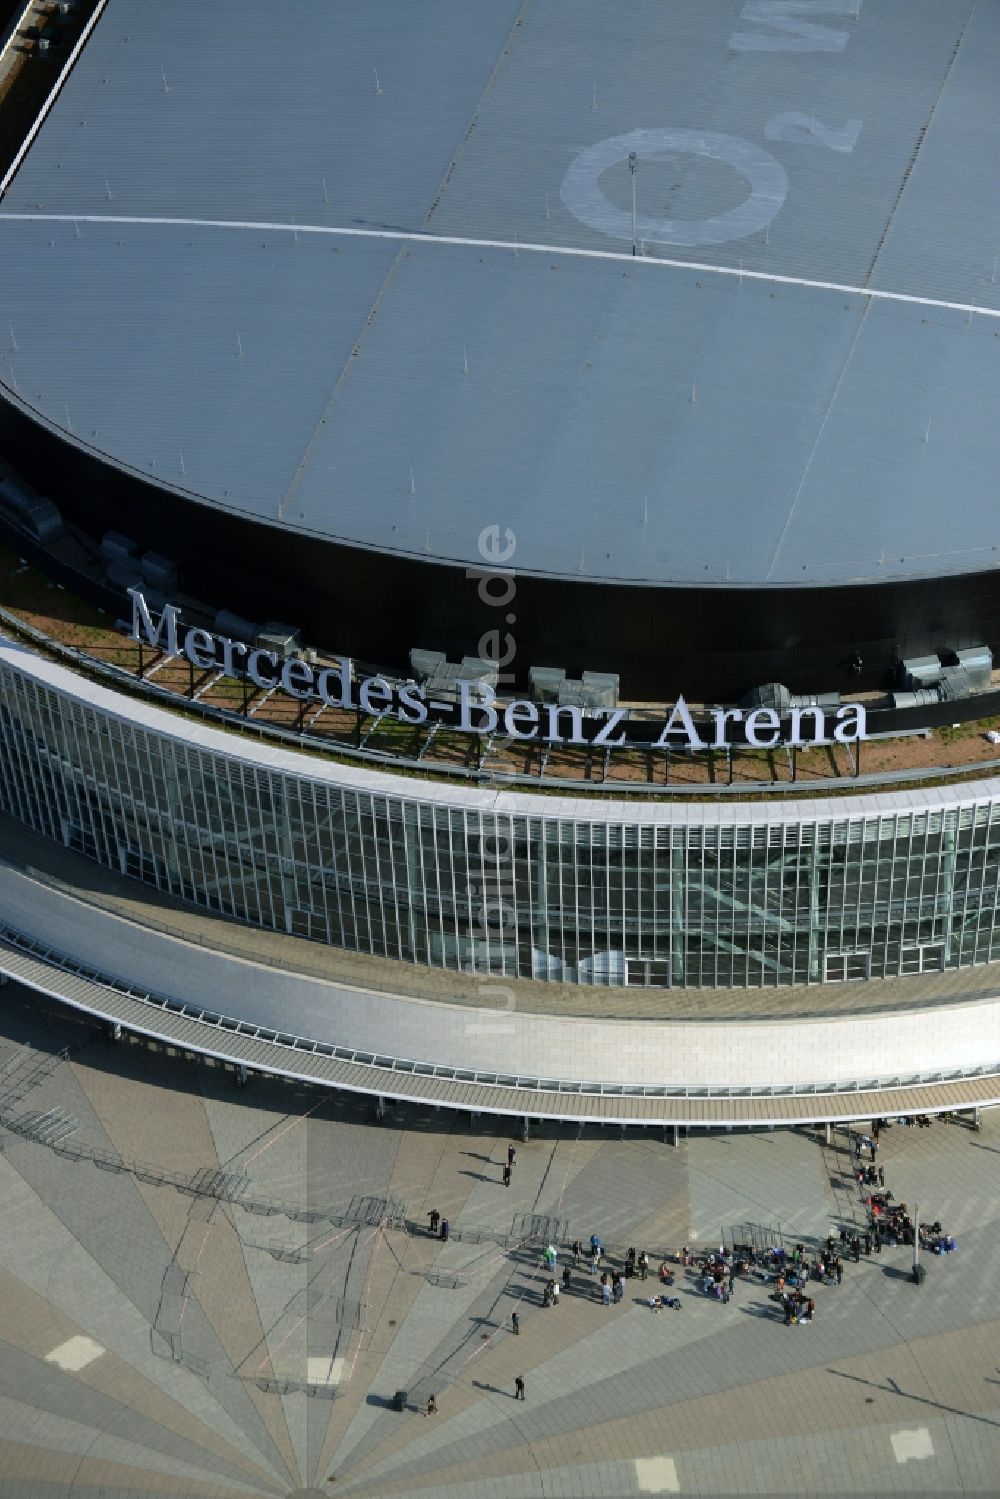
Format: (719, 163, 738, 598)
(0, 658, 997, 991)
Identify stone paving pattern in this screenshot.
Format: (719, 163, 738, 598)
(0, 982, 998, 1498)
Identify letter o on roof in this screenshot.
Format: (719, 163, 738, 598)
(561, 127, 788, 248)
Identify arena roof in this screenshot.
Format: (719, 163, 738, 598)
(0, 0, 999, 588)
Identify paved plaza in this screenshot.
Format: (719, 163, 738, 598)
(0, 983, 998, 1499)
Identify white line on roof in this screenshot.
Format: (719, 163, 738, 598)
(1, 212, 999, 322)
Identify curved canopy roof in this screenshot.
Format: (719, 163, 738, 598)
(1, 0, 999, 588)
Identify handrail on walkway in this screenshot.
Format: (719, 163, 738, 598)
(2, 605, 999, 798)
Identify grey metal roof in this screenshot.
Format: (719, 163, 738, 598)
(1, 0, 999, 587)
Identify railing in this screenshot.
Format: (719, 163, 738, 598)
(2, 918, 999, 1104)
(5, 604, 1000, 799)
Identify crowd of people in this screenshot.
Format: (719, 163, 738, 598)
(422, 1120, 960, 1415)
(520, 1122, 957, 1330)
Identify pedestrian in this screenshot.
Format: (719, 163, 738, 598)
(602, 1279, 611, 1307)
(589, 1234, 601, 1257)
(515, 1375, 525, 1401)
(425, 1395, 438, 1416)
(864, 1229, 872, 1255)
(835, 1257, 843, 1285)
(638, 1251, 648, 1282)
(552, 1280, 560, 1307)
(562, 1265, 571, 1290)
(502, 1164, 511, 1187)
(511, 1310, 520, 1335)
(613, 1276, 624, 1305)
(543, 1280, 553, 1308)
(428, 1209, 440, 1235)
(878, 1165, 885, 1188)
(508, 1144, 516, 1167)
(590, 1251, 600, 1275)
(440, 1217, 449, 1242)
(572, 1239, 583, 1264)
(852, 1237, 860, 1264)
(855, 1136, 862, 1160)
(873, 1229, 881, 1255)
(784, 1296, 793, 1326)
(728, 1268, 736, 1294)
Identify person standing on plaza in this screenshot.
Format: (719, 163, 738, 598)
(552, 1279, 560, 1308)
(638, 1251, 648, 1281)
(602, 1277, 612, 1307)
(590, 1249, 600, 1275)
(440, 1217, 449, 1242)
(835, 1256, 844, 1285)
(508, 1144, 517, 1168)
(562, 1265, 571, 1292)
(511, 1310, 520, 1335)
(878, 1165, 885, 1188)
(502, 1163, 511, 1187)
(428, 1209, 440, 1235)
(572, 1239, 583, 1264)
(515, 1375, 525, 1401)
(425, 1395, 438, 1416)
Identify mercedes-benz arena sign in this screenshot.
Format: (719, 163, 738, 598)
(130, 590, 868, 753)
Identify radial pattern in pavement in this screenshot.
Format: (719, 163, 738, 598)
(0, 982, 998, 1498)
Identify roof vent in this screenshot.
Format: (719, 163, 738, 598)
(140, 550, 178, 593)
(255, 623, 301, 659)
(214, 610, 259, 645)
